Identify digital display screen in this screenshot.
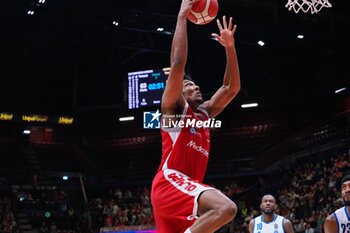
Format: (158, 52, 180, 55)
(127, 68, 169, 109)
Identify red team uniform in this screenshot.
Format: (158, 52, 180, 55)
(151, 102, 214, 233)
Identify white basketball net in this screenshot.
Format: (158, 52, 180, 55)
(285, 0, 332, 14)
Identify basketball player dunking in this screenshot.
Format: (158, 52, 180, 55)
(324, 174, 350, 233)
(150, 0, 241, 233)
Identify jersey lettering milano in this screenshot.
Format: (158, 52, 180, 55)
(158, 102, 210, 182)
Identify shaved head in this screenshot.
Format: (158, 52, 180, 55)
(260, 194, 277, 215)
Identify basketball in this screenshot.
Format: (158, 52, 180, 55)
(188, 0, 219, 25)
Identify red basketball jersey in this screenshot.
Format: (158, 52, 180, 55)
(158, 102, 210, 182)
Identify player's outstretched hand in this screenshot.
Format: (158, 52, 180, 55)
(211, 16, 237, 48)
(179, 0, 201, 18)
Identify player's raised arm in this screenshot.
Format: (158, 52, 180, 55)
(201, 16, 240, 118)
(162, 0, 199, 115)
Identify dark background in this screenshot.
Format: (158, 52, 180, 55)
(0, 0, 349, 131)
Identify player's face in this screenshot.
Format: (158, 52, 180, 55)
(341, 181, 350, 206)
(183, 80, 203, 104)
(260, 195, 276, 215)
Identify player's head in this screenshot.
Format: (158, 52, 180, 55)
(341, 174, 350, 206)
(183, 74, 203, 104)
(184, 73, 194, 82)
(260, 194, 277, 215)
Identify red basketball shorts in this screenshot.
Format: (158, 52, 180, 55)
(151, 169, 215, 233)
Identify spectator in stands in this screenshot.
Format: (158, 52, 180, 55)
(140, 187, 150, 208)
(244, 207, 257, 224)
(31, 173, 37, 187)
(316, 212, 326, 233)
(328, 176, 337, 191)
(40, 221, 49, 233)
(294, 219, 305, 233)
(50, 222, 58, 233)
(0, 197, 18, 233)
(114, 189, 122, 200)
(123, 189, 133, 205)
(305, 222, 315, 233)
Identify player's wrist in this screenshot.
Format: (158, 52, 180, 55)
(178, 12, 189, 19)
(225, 43, 235, 49)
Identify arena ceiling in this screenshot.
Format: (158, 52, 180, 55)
(0, 0, 349, 115)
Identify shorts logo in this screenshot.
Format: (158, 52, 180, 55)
(167, 172, 198, 192)
(187, 215, 197, 221)
(143, 110, 161, 129)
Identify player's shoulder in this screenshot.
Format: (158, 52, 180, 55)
(249, 217, 256, 232)
(325, 212, 337, 223)
(197, 104, 209, 117)
(197, 101, 212, 116)
(252, 215, 261, 222)
(275, 214, 285, 221)
(282, 217, 295, 233)
(324, 211, 339, 233)
(283, 217, 292, 226)
(249, 217, 256, 225)
(330, 206, 346, 219)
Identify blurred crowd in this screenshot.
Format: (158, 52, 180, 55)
(222, 152, 350, 233)
(0, 197, 18, 233)
(2, 151, 349, 233)
(89, 187, 155, 230)
(87, 152, 350, 233)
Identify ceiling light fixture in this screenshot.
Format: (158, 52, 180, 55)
(241, 103, 259, 108)
(334, 87, 347, 94)
(258, 40, 265, 46)
(119, 116, 135, 122)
